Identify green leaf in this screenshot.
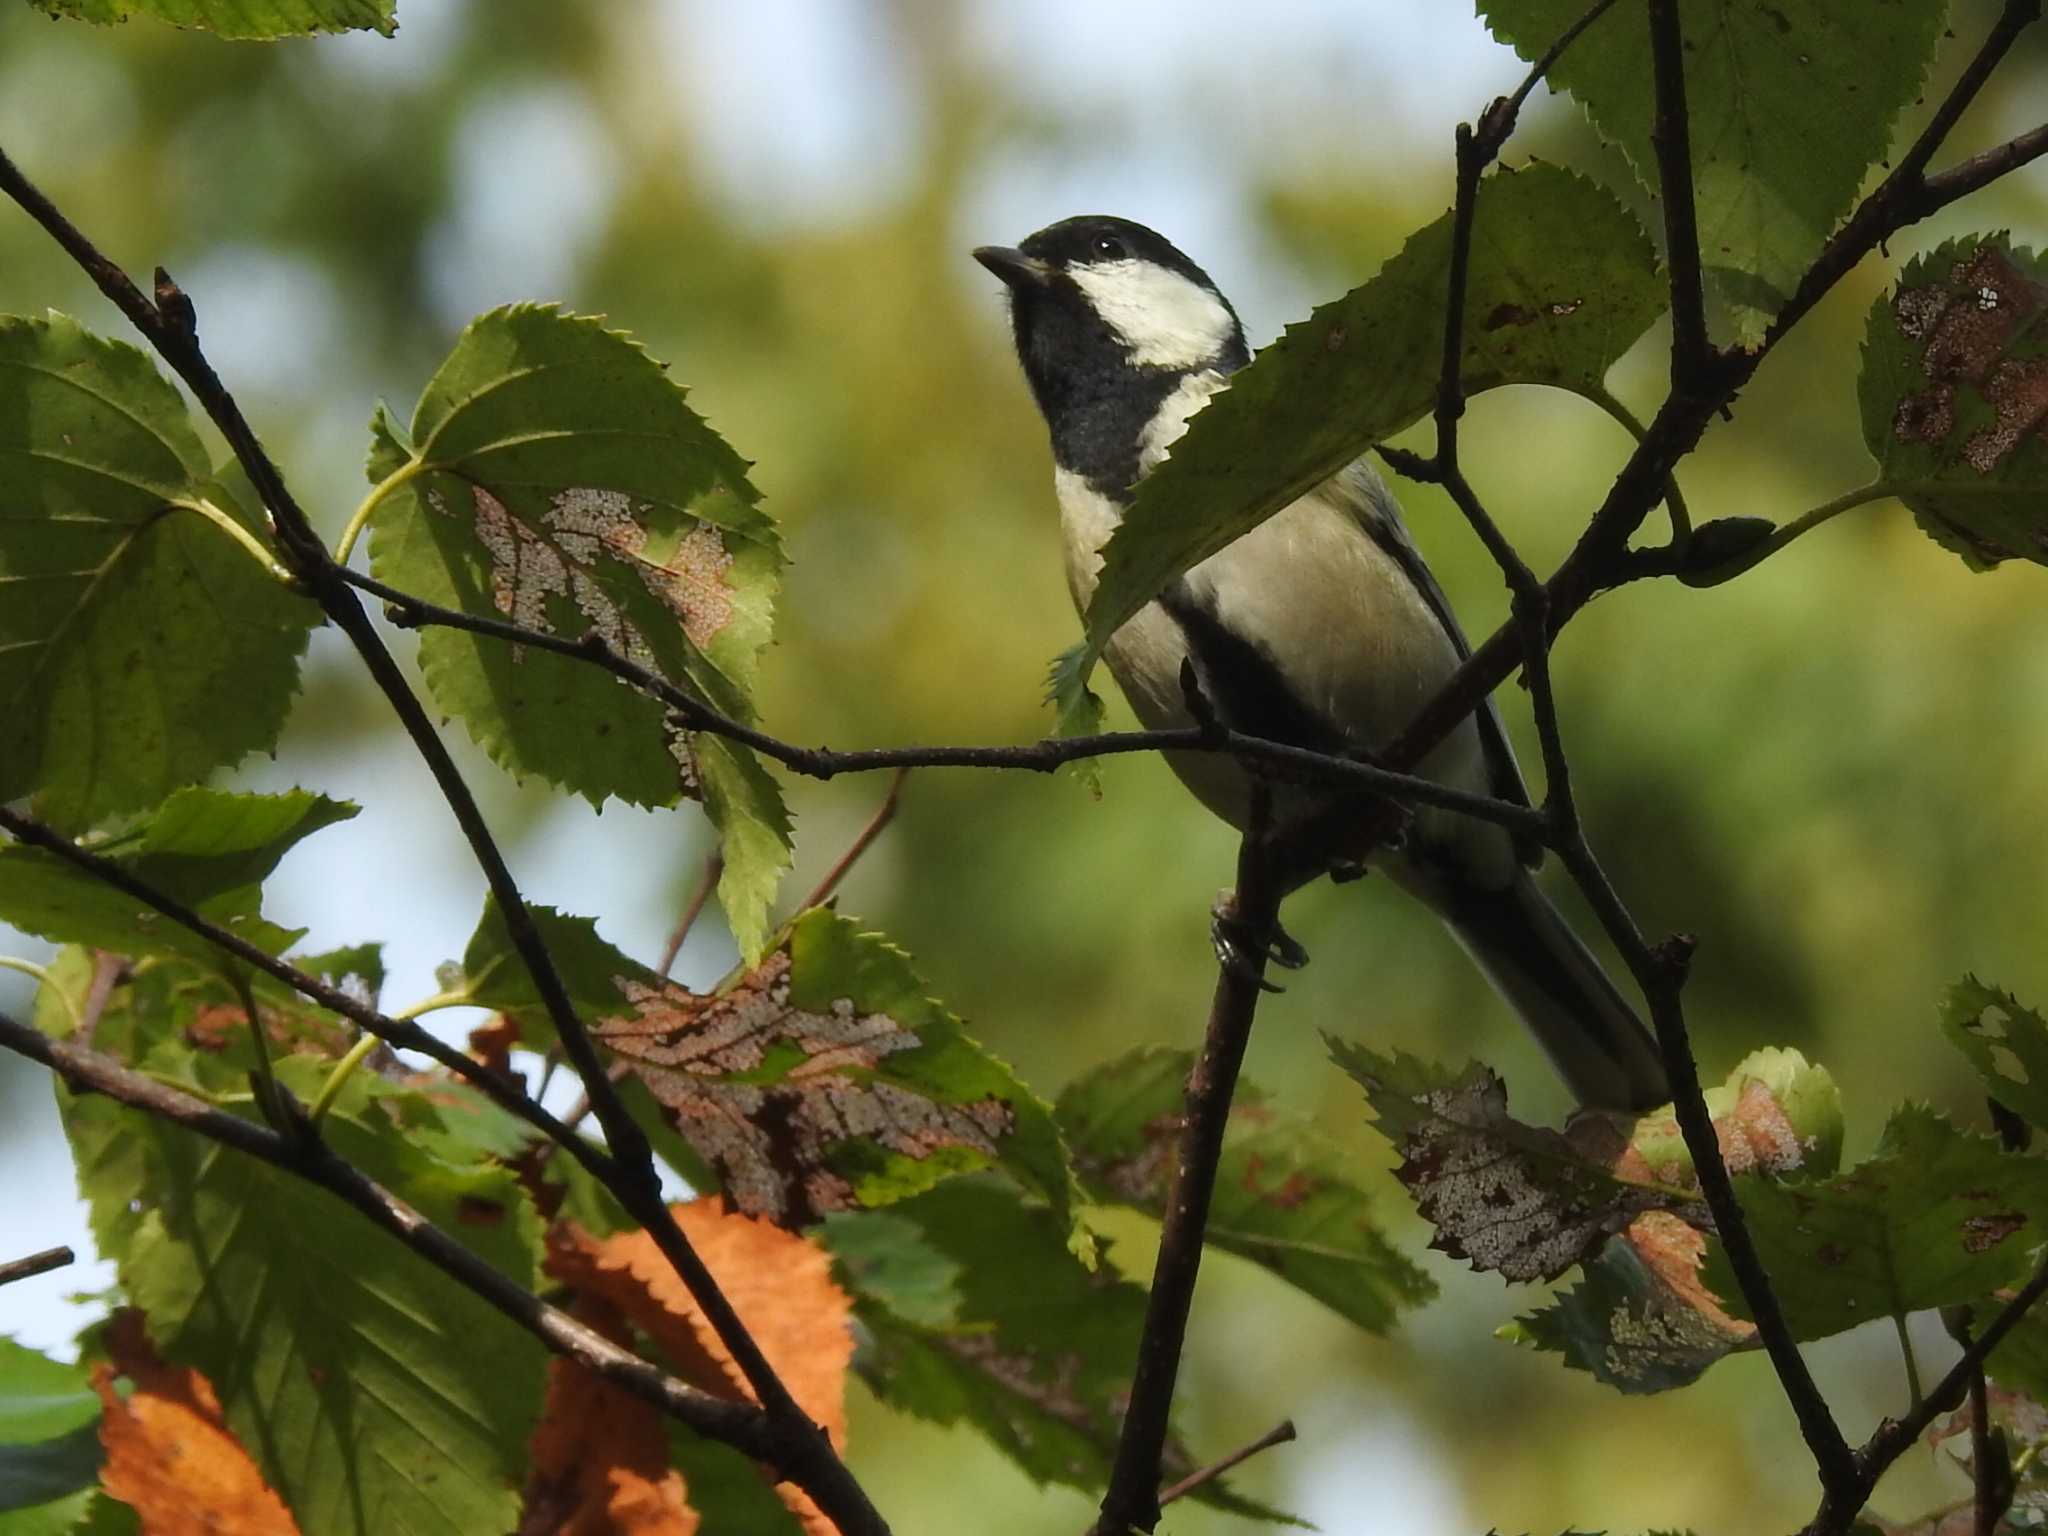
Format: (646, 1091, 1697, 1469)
(1331, 1037, 1695, 1283)
(459, 898, 653, 1054)
(661, 1429, 804, 1535)
(0, 314, 320, 832)
(0, 1488, 132, 1536)
(364, 306, 780, 798)
(831, 1180, 1299, 1521)
(0, 788, 355, 964)
(0, 1339, 103, 1518)
(1057, 1045, 1432, 1332)
(24, 0, 395, 37)
(1857, 236, 2048, 569)
(1505, 1219, 1754, 1394)
(1701, 1105, 2048, 1340)
(1482, 0, 1949, 344)
(596, 908, 1086, 1247)
(62, 1088, 547, 1536)
(1942, 975, 2048, 1129)
(1058, 163, 1661, 718)
(693, 732, 793, 964)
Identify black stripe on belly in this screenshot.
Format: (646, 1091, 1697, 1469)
(1157, 578, 1350, 757)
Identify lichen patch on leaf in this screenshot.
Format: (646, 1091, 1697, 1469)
(1889, 247, 2048, 472)
(598, 950, 1013, 1228)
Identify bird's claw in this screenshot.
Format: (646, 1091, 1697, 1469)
(1210, 895, 1307, 991)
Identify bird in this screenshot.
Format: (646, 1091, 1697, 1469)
(973, 214, 1669, 1112)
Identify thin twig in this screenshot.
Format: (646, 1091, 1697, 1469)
(0, 1011, 771, 1456)
(0, 142, 887, 1536)
(341, 565, 1549, 840)
(1647, 0, 1712, 382)
(1090, 791, 1283, 1536)
(657, 853, 725, 978)
(797, 766, 911, 913)
(0, 1245, 74, 1288)
(1157, 1420, 1297, 1508)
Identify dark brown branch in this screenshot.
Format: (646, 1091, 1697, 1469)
(343, 565, 1548, 841)
(0, 142, 886, 1536)
(1475, 0, 1626, 153)
(1089, 794, 1284, 1536)
(0, 803, 616, 1183)
(0, 1010, 771, 1456)
(1647, 0, 1711, 381)
(1156, 1419, 1297, 1508)
(0, 1245, 74, 1288)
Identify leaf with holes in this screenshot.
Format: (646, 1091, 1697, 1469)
(824, 1179, 1300, 1521)
(26, 0, 394, 36)
(365, 307, 790, 952)
(62, 1082, 547, 1536)
(1701, 1106, 2048, 1341)
(0, 789, 355, 966)
(1058, 163, 1661, 723)
(0, 314, 319, 832)
(1331, 1039, 1695, 1283)
(1483, 0, 1948, 344)
(1942, 975, 2048, 1131)
(1859, 236, 2048, 570)
(1056, 1045, 1432, 1333)
(1503, 1213, 1756, 1394)
(593, 908, 1083, 1245)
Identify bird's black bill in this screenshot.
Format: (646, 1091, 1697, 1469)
(972, 245, 1052, 289)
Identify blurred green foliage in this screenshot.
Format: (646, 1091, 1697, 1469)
(2, 2, 2046, 1530)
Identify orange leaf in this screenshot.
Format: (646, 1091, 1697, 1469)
(522, 1297, 697, 1536)
(470, 1014, 523, 1075)
(95, 1310, 301, 1536)
(548, 1197, 853, 1536)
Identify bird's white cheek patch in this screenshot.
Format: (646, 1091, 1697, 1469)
(1069, 259, 1235, 369)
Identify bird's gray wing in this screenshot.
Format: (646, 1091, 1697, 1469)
(1326, 460, 1538, 832)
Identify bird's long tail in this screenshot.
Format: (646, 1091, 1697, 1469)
(1439, 873, 1670, 1112)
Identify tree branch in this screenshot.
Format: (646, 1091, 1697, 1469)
(1647, 0, 1712, 382)
(339, 564, 1547, 840)
(0, 141, 887, 1536)
(0, 1009, 775, 1456)
(1090, 793, 1284, 1536)
(0, 1245, 74, 1288)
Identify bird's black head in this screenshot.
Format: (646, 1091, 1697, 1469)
(975, 216, 1248, 494)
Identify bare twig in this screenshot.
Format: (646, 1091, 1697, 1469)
(0, 1245, 74, 1288)
(342, 565, 1548, 840)
(797, 766, 911, 913)
(1647, 0, 1711, 382)
(657, 852, 725, 978)
(1090, 791, 1283, 1536)
(0, 1010, 771, 1457)
(1157, 1420, 1297, 1508)
(0, 142, 887, 1536)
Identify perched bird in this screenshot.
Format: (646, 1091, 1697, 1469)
(974, 215, 1669, 1111)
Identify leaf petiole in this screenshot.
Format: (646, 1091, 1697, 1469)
(1584, 381, 1692, 541)
(334, 456, 423, 566)
(170, 496, 301, 586)
(1682, 480, 1897, 587)
(0, 956, 84, 1036)
(307, 986, 472, 1123)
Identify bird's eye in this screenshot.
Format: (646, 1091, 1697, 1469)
(1092, 235, 1126, 259)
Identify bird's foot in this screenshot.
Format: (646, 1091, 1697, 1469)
(1210, 893, 1307, 991)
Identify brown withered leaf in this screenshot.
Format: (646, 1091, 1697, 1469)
(548, 1197, 853, 1536)
(522, 1296, 697, 1536)
(594, 950, 1012, 1229)
(96, 1310, 302, 1536)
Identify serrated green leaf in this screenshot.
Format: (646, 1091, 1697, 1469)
(0, 1340, 103, 1520)
(24, 0, 394, 37)
(596, 907, 1086, 1247)
(1701, 1105, 2048, 1340)
(61, 1088, 546, 1536)
(1857, 236, 2048, 569)
(1331, 1037, 1695, 1283)
(1505, 1220, 1754, 1394)
(1482, 0, 1949, 344)
(458, 897, 651, 1054)
(0, 314, 320, 832)
(364, 305, 781, 809)
(1058, 164, 1661, 718)
(834, 1180, 1300, 1521)
(0, 789, 353, 965)
(1057, 1045, 1432, 1332)
(692, 731, 792, 965)
(661, 1427, 804, 1535)
(1942, 975, 2048, 1130)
